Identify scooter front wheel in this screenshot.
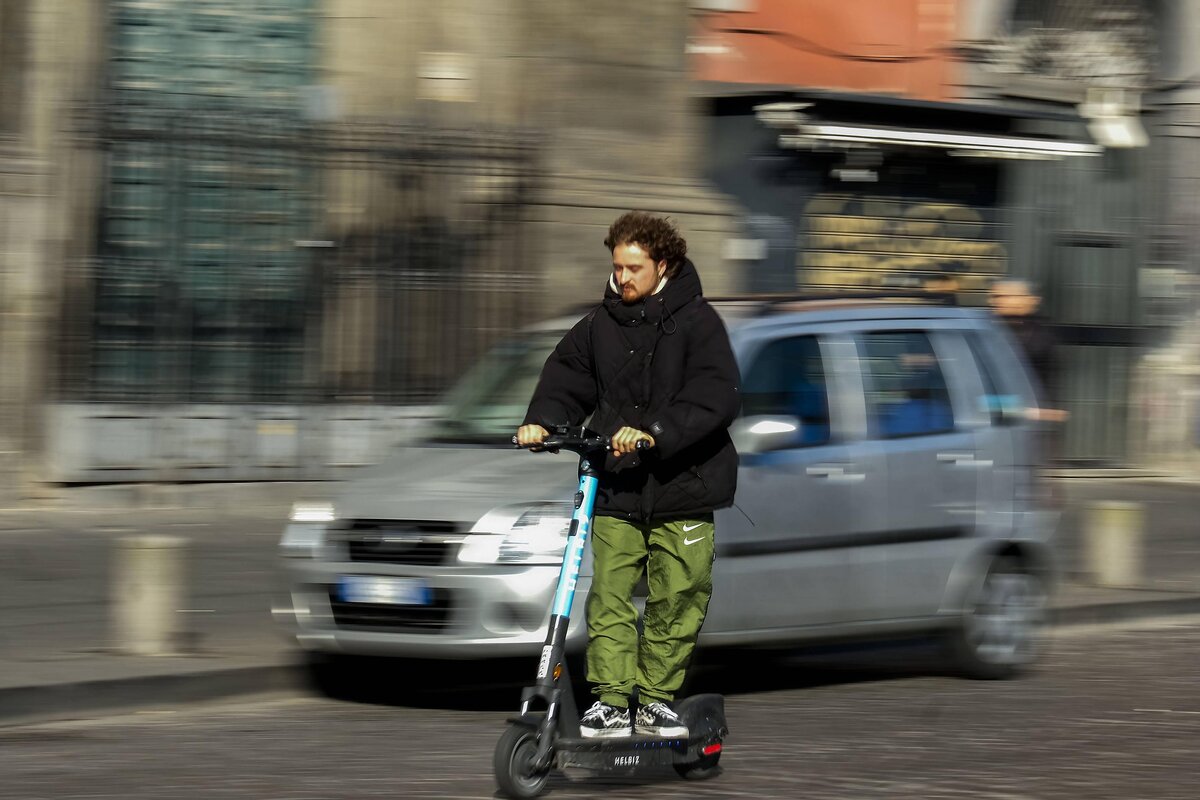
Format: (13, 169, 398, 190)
(494, 723, 550, 798)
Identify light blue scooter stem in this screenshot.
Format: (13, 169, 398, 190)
(549, 472, 599, 620)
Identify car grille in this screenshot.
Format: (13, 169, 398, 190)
(328, 587, 454, 632)
(342, 520, 462, 566)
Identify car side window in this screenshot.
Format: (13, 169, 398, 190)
(740, 335, 831, 447)
(861, 331, 955, 439)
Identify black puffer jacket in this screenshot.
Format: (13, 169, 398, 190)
(523, 259, 740, 522)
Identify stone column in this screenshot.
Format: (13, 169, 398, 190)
(0, 147, 45, 505)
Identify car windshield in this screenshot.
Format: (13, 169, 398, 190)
(430, 329, 565, 444)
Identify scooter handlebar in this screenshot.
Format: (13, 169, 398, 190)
(511, 429, 652, 454)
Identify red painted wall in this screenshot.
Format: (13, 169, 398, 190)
(692, 0, 960, 101)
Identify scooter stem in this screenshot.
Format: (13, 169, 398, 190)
(524, 446, 603, 767)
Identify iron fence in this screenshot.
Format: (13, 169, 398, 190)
(61, 107, 540, 404)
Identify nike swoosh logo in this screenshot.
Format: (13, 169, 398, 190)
(683, 536, 705, 546)
(682, 523, 704, 532)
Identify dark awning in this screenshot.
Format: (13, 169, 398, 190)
(698, 86, 1103, 160)
(755, 101, 1100, 160)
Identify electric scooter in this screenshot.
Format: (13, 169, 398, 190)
(494, 426, 728, 798)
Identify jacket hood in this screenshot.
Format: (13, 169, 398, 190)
(602, 258, 703, 327)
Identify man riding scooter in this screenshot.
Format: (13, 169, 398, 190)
(515, 211, 741, 739)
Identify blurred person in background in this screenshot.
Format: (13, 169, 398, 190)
(989, 279, 1066, 424)
(990, 279, 1067, 496)
(515, 211, 740, 740)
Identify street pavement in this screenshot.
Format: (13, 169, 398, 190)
(1, 479, 1199, 724)
(3, 615, 1198, 799)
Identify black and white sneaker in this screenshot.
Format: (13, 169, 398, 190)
(634, 702, 689, 738)
(579, 701, 632, 739)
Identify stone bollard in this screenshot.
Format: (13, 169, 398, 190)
(112, 535, 190, 656)
(1084, 501, 1145, 589)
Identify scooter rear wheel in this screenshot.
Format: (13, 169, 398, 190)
(494, 723, 550, 798)
(675, 751, 722, 781)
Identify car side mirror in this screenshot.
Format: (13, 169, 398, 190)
(731, 415, 803, 455)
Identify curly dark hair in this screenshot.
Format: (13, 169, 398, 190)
(604, 211, 688, 278)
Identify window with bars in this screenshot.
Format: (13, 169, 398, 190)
(996, 0, 1157, 90)
(93, 0, 317, 401)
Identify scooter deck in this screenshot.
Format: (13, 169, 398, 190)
(554, 695, 727, 775)
(555, 733, 689, 750)
(555, 734, 695, 774)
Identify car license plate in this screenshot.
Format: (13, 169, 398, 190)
(339, 576, 431, 606)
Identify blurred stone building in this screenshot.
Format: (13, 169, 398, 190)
(690, 0, 1200, 470)
(3, 0, 1198, 491)
(0, 0, 740, 490)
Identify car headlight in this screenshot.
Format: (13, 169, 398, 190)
(280, 501, 335, 558)
(289, 502, 335, 524)
(459, 503, 574, 565)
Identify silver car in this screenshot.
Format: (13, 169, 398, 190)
(276, 299, 1056, 679)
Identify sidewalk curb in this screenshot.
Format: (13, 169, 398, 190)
(1051, 595, 1200, 627)
(0, 663, 301, 726)
(5, 595, 1200, 726)
(0, 482, 330, 516)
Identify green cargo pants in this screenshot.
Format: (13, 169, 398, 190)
(586, 514, 715, 708)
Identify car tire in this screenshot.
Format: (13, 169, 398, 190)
(947, 555, 1047, 680)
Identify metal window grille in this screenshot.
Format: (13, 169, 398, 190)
(60, 0, 541, 405)
(65, 108, 540, 404)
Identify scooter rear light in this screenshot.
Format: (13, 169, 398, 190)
(702, 743, 722, 756)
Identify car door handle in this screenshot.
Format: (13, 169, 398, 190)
(936, 452, 993, 468)
(806, 464, 866, 483)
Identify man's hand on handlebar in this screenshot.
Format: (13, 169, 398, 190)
(611, 426, 655, 458)
(515, 424, 549, 449)
(514, 424, 652, 456)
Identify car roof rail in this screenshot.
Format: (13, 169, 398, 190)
(553, 291, 959, 322)
(708, 290, 959, 317)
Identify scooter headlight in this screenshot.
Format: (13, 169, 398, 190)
(459, 503, 574, 565)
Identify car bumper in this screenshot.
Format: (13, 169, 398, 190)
(274, 557, 590, 659)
